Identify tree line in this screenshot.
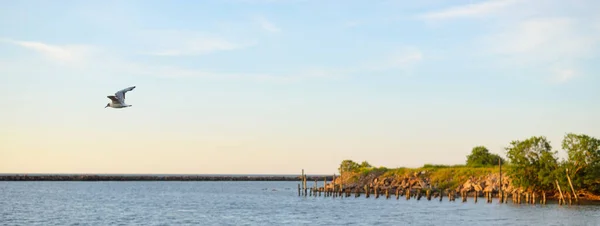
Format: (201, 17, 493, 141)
(468, 133, 600, 195)
(338, 132, 600, 195)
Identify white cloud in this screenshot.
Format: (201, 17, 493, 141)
(552, 69, 577, 83)
(103, 60, 345, 82)
(135, 30, 253, 57)
(480, 17, 599, 75)
(255, 16, 281, 33)
(147, 37, 243, 56)
(361, 48, 424, 72)
(485, 18, 592, 56)
(0, 38, 95, 64)
(421, 0, 600, 83)
(418, 0, 520, 20)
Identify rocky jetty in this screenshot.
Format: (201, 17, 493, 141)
(0, 174, 333, 181)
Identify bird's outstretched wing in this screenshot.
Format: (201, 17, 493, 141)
(114, 86, 136, 104)
(107, 95, 120, 104)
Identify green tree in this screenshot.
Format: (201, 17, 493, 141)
(359, 161, 372, 168)
(505, 136, 558, 192)
(338, 160, 360, 174)
(466, 146, 505, 167)
(562, 133, 600, 193)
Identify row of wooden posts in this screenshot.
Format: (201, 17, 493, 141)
(298, 169, 580, 205)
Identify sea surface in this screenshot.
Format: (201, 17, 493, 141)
(1, 181, 599, 225)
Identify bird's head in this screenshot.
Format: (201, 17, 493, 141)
(105, 103, 110, 108)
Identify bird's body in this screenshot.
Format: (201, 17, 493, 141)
(105, 86, 136, 109)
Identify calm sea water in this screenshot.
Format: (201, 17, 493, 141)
(1, 181, 599, 225)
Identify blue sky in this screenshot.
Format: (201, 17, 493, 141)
(1, 0, 599, 174)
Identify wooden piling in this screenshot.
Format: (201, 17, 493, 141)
(298, 184, 301, 196)
(426, 189, 431, 201)
(439, 190, 443, 202)
(406, 189, 410, 200)
(474, 191, 478, 203)
(396, 188, 400, 200)
(386, 188, 390, 199)
(332, 174, 336, 198)
(375, 186, 379, 199)
(499, 158, 503, 204)
(498, 191, 503, 204)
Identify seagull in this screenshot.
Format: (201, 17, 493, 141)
(105, 86, 136, 108)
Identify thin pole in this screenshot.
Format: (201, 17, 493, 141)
(499, 158, 502, 203)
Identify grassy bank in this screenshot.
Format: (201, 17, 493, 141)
(335, 163, 500, 191)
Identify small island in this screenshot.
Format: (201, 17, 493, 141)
(303, 133, 600, 204)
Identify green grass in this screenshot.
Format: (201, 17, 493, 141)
(343, 164, 500, 190)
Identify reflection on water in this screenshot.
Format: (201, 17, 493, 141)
(1, 181, 599, 225)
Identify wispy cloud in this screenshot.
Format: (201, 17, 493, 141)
(480, 17, 599, 76)
(2, 37, 345, 82)
(362, 48, 423, 72)
(419, 0, 600, 83)
(255, 16, 281, 33)
(0, 38, 95, 64)
(552, 69, 577, 83)
(136, 30, 254, 57)
(418, 0, 520, 20)
(103, 61, 346, 83)
(3, 35, 423, 83)
(147, 37, 244, 56)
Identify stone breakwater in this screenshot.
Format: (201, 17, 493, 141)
(0, 174, 333, 181)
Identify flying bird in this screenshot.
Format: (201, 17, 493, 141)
(105, 86, 136, 108)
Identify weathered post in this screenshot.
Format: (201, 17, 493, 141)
(375, 186, 379, 199)
(474, 191, 478, 203)
(439, 190, 443, 202)
(499, 158, 503, 204)
(304, 174, 307, 197)
(332, 174, 336, 198)
(426, 189, 431, 201)
(406, 189, 411, 200)
(386, 188, 390, 199)
(315, 182, 318, 197)
(298, 183, 301, 196)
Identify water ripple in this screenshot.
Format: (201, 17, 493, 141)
(1, 181, 599, 225)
